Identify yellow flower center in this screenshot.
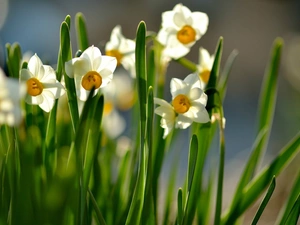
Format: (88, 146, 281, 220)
(173, 94, 191, 114)
(81, 71, 102, 90)
(103, 101, 113, 116)
(106, 50, 123, 66)
(177, 25, 196, 45)
(26, 78, 44, 96)
(200, 69, 211, 84)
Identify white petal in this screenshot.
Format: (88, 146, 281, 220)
(20, 69, 33, 82)
(191, 12, 209, 36)
(170, 77, 188, 97)
(99, 69, 114, 88)
(184, 73, 201, 87)
(98, 56, 117, 74)
(39, 90, 55, 112)
(175, 114, 193, 129)
(66, 57, 91, 79)
(119, 39, 135, 54)
(105, 25, 122, 50)
(81, 45, 102, 70)
(189, 88, 203, 100)
(193, 108, 210, 123)
(161, 11, 177, 29)
(40, 65, 57, 83)
(154, 98, 171, 107)
(163, 35, 190, 59)
(121, 55, 136, 77)
(173, 4, 192, 27)
(43, 81, 66, 98)
(28, 54, 44, 79)
(25, 93, 43, 105)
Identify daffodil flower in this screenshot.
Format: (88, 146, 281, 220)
(154, 73, 210, 138)
(20, 54, 65, 112)
(157, 3, 209, 59)
(0, 68, 25, 126)
(65, 45, 117, 101)
(105, 26, 136, 77)
(197, 47, 214, 85)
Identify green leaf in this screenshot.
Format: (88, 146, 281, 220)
(221, 38, 283, 225)
(182, 135, 199, 225)
(251, 177, 276, 225)
(125, 21, 147, 225)
(5, 42, 22, 78)
(276, 169, 300, 225)
(177, 188, 183, 225)
(218, 49, 238, 101)
(283, 195, 300, 225)
(72, 88, 100, 225)
(255, 38, 283, 172)
(223, 128, 268, 222)
(205, 37, 223, 116)
(135, 21, 147, 138)
(187, 134, 198, 194)
(65, 15, 71, 28)
(142, 87, 155, 224)
(222, 132, 300, 224)
(207, 37, 223, 90)
(75, 12, 89, 51)
(147, 48, 156, 93)
(214, 113, 226, 225)
(88, 189, 107, 225)
(60, 21, 79, 134)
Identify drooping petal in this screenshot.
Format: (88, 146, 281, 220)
(25, 93, 44, 105)
(193, 108, 210, 123)
(175, 114, 193, 129)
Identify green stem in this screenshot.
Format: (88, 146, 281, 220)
(214, 107, 225, 225)
(175, 57, 198, 72)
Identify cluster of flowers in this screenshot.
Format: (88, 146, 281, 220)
(0, 3, 216, 139)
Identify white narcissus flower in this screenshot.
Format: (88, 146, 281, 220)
(197, 47, 214, 85)
(20, 54, 65, 112)
(65, 45, 117, 101)
(105, 26, 136, 77)
(0, 68, 26, 126)
(154, 73, 210, 138)
(157, 3, 209, 60)
(154, 98, 176, 139)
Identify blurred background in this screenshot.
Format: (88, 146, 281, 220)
(0, 0, 299, 224)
